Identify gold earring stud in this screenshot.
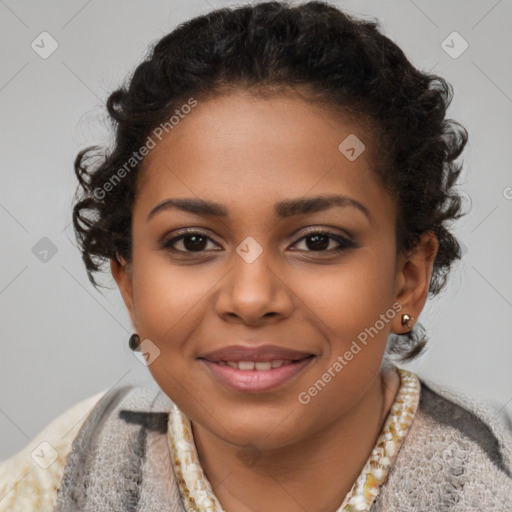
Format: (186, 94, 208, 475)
(401, 314, 414, 330)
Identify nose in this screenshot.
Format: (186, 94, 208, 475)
(214, 249, 294, 325)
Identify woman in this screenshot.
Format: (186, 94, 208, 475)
(1, 1, 511, 510)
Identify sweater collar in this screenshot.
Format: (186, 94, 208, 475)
(166, 366, 421, 511)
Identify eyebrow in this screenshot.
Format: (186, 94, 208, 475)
(146, 194, 371, 223)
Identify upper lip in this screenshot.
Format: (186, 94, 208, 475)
(198, 344, 315, 362)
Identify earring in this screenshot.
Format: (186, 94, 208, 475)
(401, 314, 414, 331)
(129, 333, 141, 351)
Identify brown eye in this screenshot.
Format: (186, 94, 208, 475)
(162, 231, 218, 253)
(291, 230, 358, 253)
(303, 233, 331, 251)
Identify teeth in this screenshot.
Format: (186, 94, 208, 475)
(219, 360, 294, 370)
(255, 361, 272, 371)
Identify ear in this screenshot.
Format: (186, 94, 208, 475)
(110, 252, 137, 328)
(391, 230, 438, 334)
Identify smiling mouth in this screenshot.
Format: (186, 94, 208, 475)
(198, 355, 315, 392)
(210, 358, 312, 370)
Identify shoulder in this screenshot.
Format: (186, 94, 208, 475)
(53, 380, 180, 511)
(376, 374, 512, 511)
(417, 378, 512, 479)
(0, 388, 109, 512)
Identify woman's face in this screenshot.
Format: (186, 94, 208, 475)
(113, 89, 420, 449)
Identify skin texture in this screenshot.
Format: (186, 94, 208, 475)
(111, 88, 438, 512)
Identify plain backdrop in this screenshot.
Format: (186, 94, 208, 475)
(1, 0, 511, 460)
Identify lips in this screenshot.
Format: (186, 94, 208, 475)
(198, 344, 314, 363)
(198, 344, 316, 392)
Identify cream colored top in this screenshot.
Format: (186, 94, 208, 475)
(0, 390, 108, 512)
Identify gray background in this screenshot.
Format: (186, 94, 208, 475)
(1, 0, 511, 460)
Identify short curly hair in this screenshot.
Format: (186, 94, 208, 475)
(71, 1, 468, 362)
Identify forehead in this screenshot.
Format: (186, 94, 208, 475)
(134, 89, 393, 222)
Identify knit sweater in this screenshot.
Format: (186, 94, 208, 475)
(1, 371, 511, 511)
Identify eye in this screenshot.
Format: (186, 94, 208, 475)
(161, 228, 358, 255)
(162, 230, 219, 253)
(290, 229, 358, 254)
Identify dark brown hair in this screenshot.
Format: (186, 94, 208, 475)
(71, 1, 468, 361)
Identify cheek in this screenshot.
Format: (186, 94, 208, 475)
(293, 245, 397, 339)
(289, 250, 398, 428)
(130, 254, 211, 403)
(129, 246, 206, 347)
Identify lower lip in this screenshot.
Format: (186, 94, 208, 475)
(200, 357, 315, 392)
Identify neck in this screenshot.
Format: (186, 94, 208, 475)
(191, 366, 400, 512)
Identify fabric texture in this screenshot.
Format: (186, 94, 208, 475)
(53, 383, 182, 512)
(55, 369, 512, 511)
(372, 378, 512, 511)
(166, 368, 422, 512)
(0, 389, 108, 512)
(1, 369, 511, 511)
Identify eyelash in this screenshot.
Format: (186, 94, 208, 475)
(161, 227, 358, 255)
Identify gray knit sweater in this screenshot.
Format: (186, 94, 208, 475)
(53, 376, 512, 511)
